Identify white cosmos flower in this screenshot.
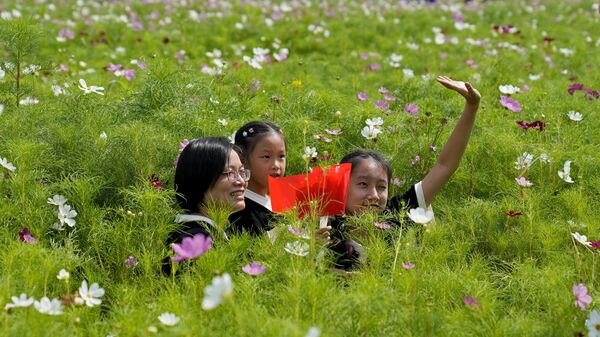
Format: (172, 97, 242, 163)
(567, 111, 583, 122)
(78, 280, 105, 307)
(284, 241, 309, 256)
(366, 117, 384, 127)
(19, 97, 39, 105)
(514, 152, 534, 170)
(217, 118, 227, 126)
(158, 312, 180, 326)
(305, 326, 321, 337)
(100, 131, 107, 140)
(4, 293, 35, 310)
(361, 125, 382, 140)
(202, 273, 233, 310)
(243, 56, 263, 69)
(0, 104, 4, 115)
(78, 79, 105, 95)
(498, 84, 520, 95)
(47, 194, 67, 206)
(558, 160, 574, 183)
(56, 269, 70, 280)
(528, 73, 542, 81)
(302, 146, 317, 161)
(402, 68, 414, 79)
(0, 157, 16, 171)
(586, 310, 600, 337)
(58, 204, 78, 228)
(572, 232, 591, 247)
(34, 297, 63, 315)
(559, 48, 574, 57)
(407, 207, 434, 224)
(539, 153, 551, 164)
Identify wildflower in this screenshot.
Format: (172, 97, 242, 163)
(78, 79, 105, 95)
(302, 146, 318, 161)
(402, 262, 415, 269)
(404, 103, 419, 115)
(466, 59, 477, 69)
(411, 155, 420, 166)
(516, 120, 545, 131)
(361, 125, 382, 140)
(58, 204, 78, 228)
(0, 104, 3, 115)
(217, 118, 228, 126)
(18, 227, 37, 244)
(529, 73, 542, 81)
(463, 296, 480, 309)
(573, 284, 592, 310)
(124, 255, 139, 269)
(4, 293, 34, 310)
(378, 87, 388, 94)
(558, 160, 574, 183)
(499, 96, 521, 112)
(539, 153, 551, 164)
(572, 232, 592, 247)
(407, 208, 434, 224)
(288, 226, 310, 239)
(568, 111, 583, 122)
(57, 269, 70, 280)
(34, 297, 63, 315)
(305, 327, 321, 337)
(158, 312, 180, 326)
(403, 68, 414, 79)
(78, 280, 105, 307)
(365, 117, 383, 127)
(202, 273, 233, 310)
(47, 194, 67, 206)
(514, 152, 534, 170)
(171, 233, 212, 263)
(325, 129, 342, 135)
(384, 94, 395, 101)
(273, 48, 289, 62)
(291, 80, 302, 88)
(248, 79, 261, 92)
(393, 178, 404, 187)
(429, 144, 437, 152)
(284, 241, 309, 256)
(357, 92, 368, 101)
(375, 100, 389, 110)
(498, 84, 520, 95)
(242, 262, 267, 276)
(515, 177, 532, 187)
(585, 310, 600, 337)
(368, 62, 381, 71)
(591, 241, 600, 249)
(19, 97, 39, 105)
(374, 221, 390, 229)
(148, 174, 163, 190)
(389, 53, 403, 68)
(568, 83, 584, 95)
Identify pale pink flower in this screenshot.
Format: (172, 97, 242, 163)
(573, 284, 593, 310)
(242, 262, 266, 276)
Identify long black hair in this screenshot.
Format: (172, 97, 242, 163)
(340, 150, 393, 184)
(174, 137, 240, 213)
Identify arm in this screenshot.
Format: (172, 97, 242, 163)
(421, 76, 481, 206)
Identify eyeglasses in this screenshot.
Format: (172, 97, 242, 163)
(222, 168, 251, 182)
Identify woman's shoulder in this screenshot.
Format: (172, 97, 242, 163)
(167, 219, 212, 245)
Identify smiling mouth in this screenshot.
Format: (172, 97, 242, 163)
(230, 190, 245, 198)
(270, 173, 281, 178)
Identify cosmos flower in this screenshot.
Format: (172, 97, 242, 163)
(573, 284, 592, 311)
(242, 262, 267, 276)
(202, 273, 233, 310)
(499, 96, 521, 112)
(558, 160, 574, 183)
(158, 312, 180, 326)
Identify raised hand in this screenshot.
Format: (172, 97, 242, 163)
(436, 76, 481, 105)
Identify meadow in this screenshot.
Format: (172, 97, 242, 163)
(1, 0, 600, 336)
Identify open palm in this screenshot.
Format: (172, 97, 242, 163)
(436, 76, 481, 104)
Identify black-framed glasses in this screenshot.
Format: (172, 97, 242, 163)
(222, 168, 251, 182)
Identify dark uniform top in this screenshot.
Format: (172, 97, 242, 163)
(228, 190, 277, 235)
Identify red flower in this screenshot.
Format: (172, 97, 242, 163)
(149, 174, 163, 190)
(505, 210, 523, 217)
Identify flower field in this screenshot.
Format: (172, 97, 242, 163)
(1, 0, 599, 336)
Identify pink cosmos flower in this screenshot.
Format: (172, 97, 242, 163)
(515, 177, 532, 187)
(19, 227, 37, 244)
(402, 262, 415, 269)
(378, 87, 388, 94)
(171, 233, 212, 263)
(375, 100, 389, 110)
(404, 103, 419, 115)
(357, 92, 368, 101)
(124, 255, 138, 269)
(107, 64, 123, 72)
(123, 69, 135, 80)
(59, 64, 69, 71)
(58, 28, 75, 40)
(325, 129, 342, 135)
(499, 96, 522, 112)
(135, 61, 147, 70)
(374, 221, 390, 229)
(439, 52, 448, 59)
(585, 88, 599, 100)
(568, 83, 584, 95)
(360, 53, 368, 60)
(591, 241, 600, 249)
(573, 284, 592, 311)
(411, 155, 420, 166)
(463, 296, 480, 309)
(369, 62, 381, 71)
(242, 262, 266, 276)
(516, 120, 545, 131)
(383, 94, 395, 101)
(466, 59, 478, 69)
(393, 178, 404, 187)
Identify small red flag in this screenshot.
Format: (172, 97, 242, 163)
(269, 163, 351, 218)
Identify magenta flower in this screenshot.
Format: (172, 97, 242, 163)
(383, 94, 395, 101)
(107, 64, 123, 72)
(404, 103, 419, 115)
(466, 59, 478, 69)
(515, 177, 532, 187)
(568, 83, 584, 95)
(360, 52, 368, 60)
(135, 61, 147, 70)
(402, 262, 415, 269)
(171, 234, 212, 263)
(368, 62, 381, 71)
(463, 296, 480, 309)
(375, 100, 389, 110)
(123, 69, 135, 80)
(19, 227, 37, 244)
(374, 221, 390, 229)
(357, 92, 368, 101)
(499, 96, 521, 112)
(242, 262, 266, 276)
(378, 87, 388, 94)
(591, 241, 600, 249)
(585, 88, 599, 100)
(516, 120, 545, 131)
(573, 284, 592, 311)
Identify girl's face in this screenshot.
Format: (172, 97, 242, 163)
(246, 132, 286, 196)
(203, 150, 247, 212)
(345, 158, 389, 215)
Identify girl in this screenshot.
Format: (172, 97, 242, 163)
(228, 121, 286, 235)
(331, 76, 481, 269)
(164, 137, 249, 273)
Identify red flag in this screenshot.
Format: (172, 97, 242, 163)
(269, 163, 351, 218)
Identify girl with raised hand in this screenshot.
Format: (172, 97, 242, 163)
(164, 137, 249, 274)
(331, 76, 481, 269)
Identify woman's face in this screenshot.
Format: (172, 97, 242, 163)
(203, 150, 247, 212)
(345, 158, 389, 216)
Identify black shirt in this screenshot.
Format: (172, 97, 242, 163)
(228, 196, 276, 235)
(162, 218, 212, 275)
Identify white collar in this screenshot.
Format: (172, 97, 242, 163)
(245, 189, 272, 211)
(174, 214, 216, 227)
